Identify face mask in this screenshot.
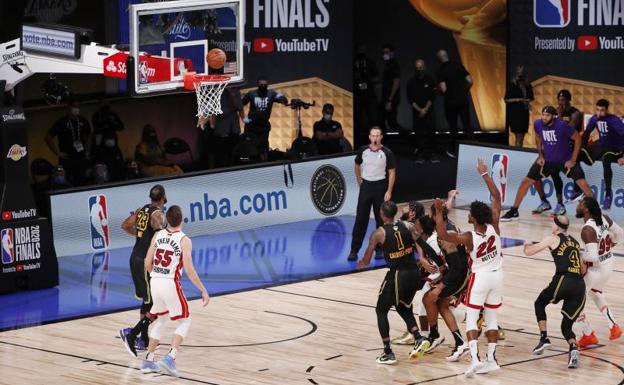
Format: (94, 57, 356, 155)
(258, 84, 268, 94)
(52, 175, 66, 186)
(383, 53, 390, 61)
(323, 114, 332, 121)
(416, 69, 425, 76)
(71, 108, 80, 116)
(104, 139, 116, 148)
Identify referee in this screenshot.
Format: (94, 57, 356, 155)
(348, 126, 396, 261)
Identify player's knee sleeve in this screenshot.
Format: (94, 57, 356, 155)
(561, 316, 576, 341)
(450, 304, 466, 323)
(534, 293, 548, 321)
(174, 317, 192, 338)
(483, 307, 498, 331)
(140, 302, 152, 314)
(465, 307, 481, 331)
(149, 316, 166, 341)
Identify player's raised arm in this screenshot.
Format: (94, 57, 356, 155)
(477, 158, 501, 233)
(433, 198, 473, 250)
(181, 236, 209, 306)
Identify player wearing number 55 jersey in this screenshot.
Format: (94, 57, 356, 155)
(575, 197, 624, 346)
(140, 205, 209, 376)
(433, 158, 502, 378)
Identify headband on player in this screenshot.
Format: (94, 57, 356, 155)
(553, 216, 568, 230)
(542, 105, 557, 115)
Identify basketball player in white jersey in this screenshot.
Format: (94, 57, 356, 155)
(433, 159, 503, 377)
(139, 205, 209, 376)
(574, 197, 623, 345)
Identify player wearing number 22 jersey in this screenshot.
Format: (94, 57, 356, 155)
(574, 197, 624, 346)
(433, 158, 503, 378)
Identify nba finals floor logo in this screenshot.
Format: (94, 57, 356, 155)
(89, 194, 110, 250)
(310, 165, 346, 215)
(534, 0, 570, 27)
(1, 228, 15, 265)
(491, 154, 509, 204)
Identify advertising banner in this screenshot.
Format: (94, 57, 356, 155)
(50, 155, 358, 257)
(509, 0, 624, 86)
(456, 143, 624, 224)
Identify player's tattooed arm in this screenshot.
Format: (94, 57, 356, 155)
(477, 158, 501, 234)
(433, 198, 473, 251)
(151, 210, 167, 230)
(357, 228, 383, 270)
(121, 207, 140, 236)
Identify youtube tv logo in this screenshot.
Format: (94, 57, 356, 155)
(254, 38, 274, 53)
(577, 35, 598, 50)
(1, 211, 11, 221)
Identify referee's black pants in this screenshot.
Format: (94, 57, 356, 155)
(351, 179, 386, 254)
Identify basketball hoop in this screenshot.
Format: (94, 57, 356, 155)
(183, 73, 230, 117)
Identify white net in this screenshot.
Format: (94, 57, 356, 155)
(192, 75, 230, 117)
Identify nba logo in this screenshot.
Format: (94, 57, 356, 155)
(491, 154, 509, 204)
(89, 195, 110, 250)
(534, 0, 570, 27)
(1, 228, 15, 265)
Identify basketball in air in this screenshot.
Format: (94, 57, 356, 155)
(207, 48, 227, 70)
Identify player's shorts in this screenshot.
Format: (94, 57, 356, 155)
(464, 269, 504, 310)
(584, 265, 613, 293)
(527, 161, 585, 182)
(149, 277, 190, 320)
(440, 268, 469, 298)
(540, 274, 586, 320)
(580, 144, 623, 166)
(378, 268, 421, 308)
(130, 256, 152, 305)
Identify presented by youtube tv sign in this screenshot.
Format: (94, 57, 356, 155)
(510, 0, 624, 87)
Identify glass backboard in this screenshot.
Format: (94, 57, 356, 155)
(129, 0, 244, 96)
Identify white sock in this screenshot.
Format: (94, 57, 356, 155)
(468, 340, 479, 365)
(576, 313, 593, 336)
(168, 347, 178, 359)
(421, 330, 429, 338)
(146, 352, 155, 362)
(487, 343, 497, 362)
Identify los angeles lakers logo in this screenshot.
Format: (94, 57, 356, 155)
(6, 144, 27, 162)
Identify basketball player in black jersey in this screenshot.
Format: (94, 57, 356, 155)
(119, 185, 167, 354)
(357, 201, 430, 364)
(415, 205, 471, 361)
(523, 215, 585, 368)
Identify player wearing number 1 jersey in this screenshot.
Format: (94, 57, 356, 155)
(434, 158, 503, 378)
(140, 205, 209, 376)
(574, 197, 624, 346)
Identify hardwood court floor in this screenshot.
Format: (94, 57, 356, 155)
(0, 209, 622, 385)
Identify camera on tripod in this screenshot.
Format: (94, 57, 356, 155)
(288, 98, 315, 110)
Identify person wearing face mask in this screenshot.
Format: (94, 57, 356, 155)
(45, 100, 92, 186)
(407, 59, 438, 163)
(380, 43, 401, 134)
(241, 76, 288, 160)
(313, 104, 344, 155)
(91, 101, 124, 149)
(354, 43, 379, 147)
(134, 124, 183, 177)
(92, 130, 125, 181)
(504, 66, 534, 147)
